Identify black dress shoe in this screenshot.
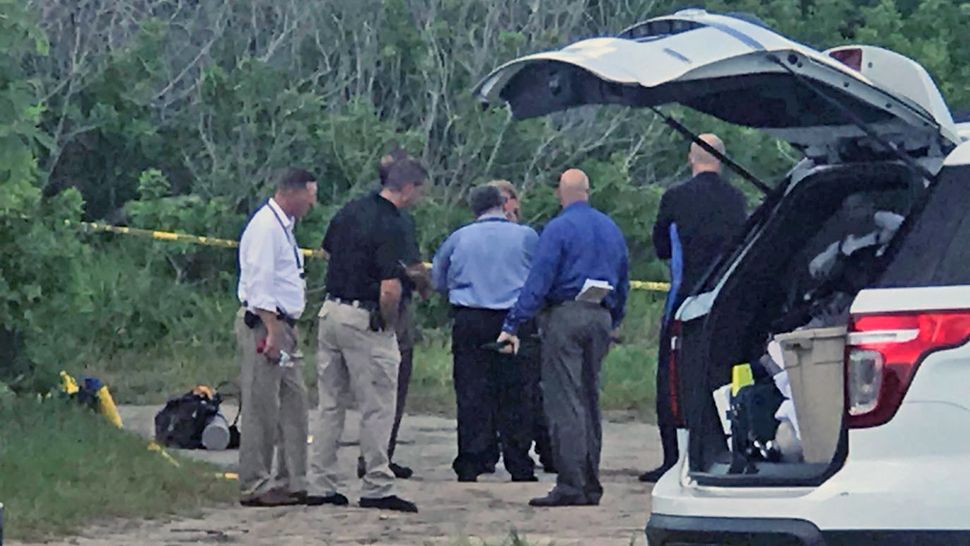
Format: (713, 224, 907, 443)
(359, 495, 419, 513)
(306, 493, 349, 506)
(528, 493, 594, 507)
(457, 474, 478, 483)
(511, 475, 539, 482)
(390, 462, 413, 479)
(638, 465, 673, 483)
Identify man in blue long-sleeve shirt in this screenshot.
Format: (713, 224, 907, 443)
(498, 168, 630, 507)
(432, 184, 541, 482)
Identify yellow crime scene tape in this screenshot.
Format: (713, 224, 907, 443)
(68, 220, 671, 292)
(146, 440, 239, 480)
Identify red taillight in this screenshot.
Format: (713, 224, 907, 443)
(668, 320, 685, 427)
(829, 47, 863, 71)
(846, 311, 970, 428)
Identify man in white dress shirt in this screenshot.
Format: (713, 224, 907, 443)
(236, 168, 318, 507)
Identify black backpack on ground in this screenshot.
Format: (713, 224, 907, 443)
(154, 389, 223, 449)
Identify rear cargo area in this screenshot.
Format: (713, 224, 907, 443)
(681, 162, 921, 485)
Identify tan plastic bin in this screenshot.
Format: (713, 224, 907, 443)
(774, 326, 847, 464)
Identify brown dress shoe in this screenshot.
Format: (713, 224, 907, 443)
(240, 489, 303, 507)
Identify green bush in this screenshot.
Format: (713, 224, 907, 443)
(0, 397, 235, 540)
(4, 0, 969, 395)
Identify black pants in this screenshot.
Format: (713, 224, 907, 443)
(655, 315, 679, 469)
(451, 307, 535, 479)
(482, 332, 552, 471)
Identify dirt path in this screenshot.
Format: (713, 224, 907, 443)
(17, 406, 662, 546)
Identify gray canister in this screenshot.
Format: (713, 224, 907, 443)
(202, 413, 230, 450)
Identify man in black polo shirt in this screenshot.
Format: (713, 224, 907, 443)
(354, 148, 429, 481)
(306, 158, 426, 513)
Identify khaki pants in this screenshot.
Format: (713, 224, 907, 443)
(309, 300, 400, 499)
(235, 308, 309, 499)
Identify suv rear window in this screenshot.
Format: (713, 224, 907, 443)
(878, 164, 970, 287)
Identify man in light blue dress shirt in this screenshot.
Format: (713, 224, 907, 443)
(432, 184, 540, 482)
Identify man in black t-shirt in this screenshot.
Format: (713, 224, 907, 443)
(306, 158, 427, 513)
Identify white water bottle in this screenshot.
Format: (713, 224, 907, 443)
(278, 351, 294, 368)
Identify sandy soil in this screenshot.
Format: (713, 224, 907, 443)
(14, 405, 663, 546)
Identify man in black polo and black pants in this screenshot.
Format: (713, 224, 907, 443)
(307, 158, 427, 513)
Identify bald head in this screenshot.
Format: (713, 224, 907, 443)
(557, 168, 590, 207)
(689, 133, 725, 175)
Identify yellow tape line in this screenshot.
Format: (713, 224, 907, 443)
(147, 440, 182, 468)
(630, 280, 673, 292)
(68, 220, 325, 257)
(67, 220, 671, 292)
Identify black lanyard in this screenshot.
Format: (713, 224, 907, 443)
(265, 202, 305, 279)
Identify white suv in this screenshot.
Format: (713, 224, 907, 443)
(474, 9, 970, 545)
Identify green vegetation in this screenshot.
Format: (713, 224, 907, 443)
(0, 397, 236, 541)
(92, 291, 662, 418)
(4, 0, 969, 397)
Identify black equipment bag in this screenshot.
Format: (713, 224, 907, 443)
(154, 389, 222, 449)
(728, 382, 785, 473)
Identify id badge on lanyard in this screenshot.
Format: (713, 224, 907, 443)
(266, 203, 305, 279)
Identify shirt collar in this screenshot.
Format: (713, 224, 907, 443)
(693, 170, 722, 181)
(562, 201, 591, 214)
(373, 191, 401, 213)
(268, 198, 294, 229)
(477, 210, 507, 221)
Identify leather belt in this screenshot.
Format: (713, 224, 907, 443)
(324, 295, 379, 312)
(241, 302, 297, 328)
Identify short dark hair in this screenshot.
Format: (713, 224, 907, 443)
(468, 185, 505, 217)
(379, 146, 411, 186)
(277, 168, 316, 191)
(384, 158, 428, 190)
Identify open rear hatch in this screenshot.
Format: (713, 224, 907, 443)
(474, 10, 957, 162)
